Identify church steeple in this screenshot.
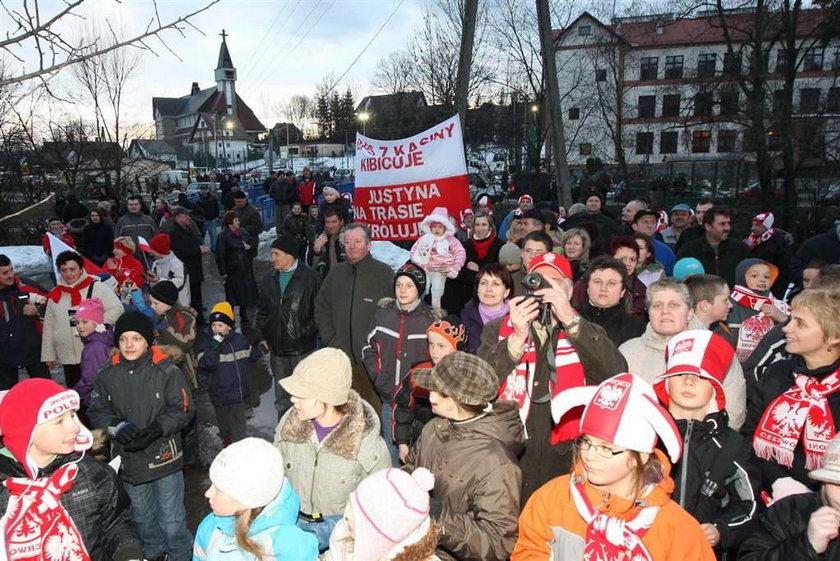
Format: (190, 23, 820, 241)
(215, 30, 237, 115)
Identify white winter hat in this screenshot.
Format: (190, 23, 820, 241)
(209, 438, 285, 509)
(551, 373, 683, 463)
(419, 206, 455, 235)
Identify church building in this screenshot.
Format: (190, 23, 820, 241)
(152, 31, 265, 166)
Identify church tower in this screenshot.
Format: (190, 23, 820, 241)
(215, 30, 237, 116)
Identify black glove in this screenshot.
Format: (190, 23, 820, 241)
(428, 497, 444, 520)
(113, 541, 144, 561)
(114, 422, 141, 445)
(123, 422, 164, 452)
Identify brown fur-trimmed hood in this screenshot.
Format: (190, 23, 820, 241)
(278, 390, 379, 460)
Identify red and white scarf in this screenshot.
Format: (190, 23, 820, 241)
(497, 316, 585, 443)
(569, 475, 658, 561)
(745, 227, 776, 248)
(753, 371, 840, 470)
(3, 463, 90, 561)
(730, 285, 773, 311)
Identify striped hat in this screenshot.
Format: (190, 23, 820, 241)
(551, 373, 682, 462)
(654, 330, 732, 412)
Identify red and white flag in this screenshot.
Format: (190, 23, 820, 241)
(137, 236, 152, 253)
(48, 233, 103, 279)
(353, 115, 471, 241)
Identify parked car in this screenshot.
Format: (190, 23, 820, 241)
(185, 181, 214, 201)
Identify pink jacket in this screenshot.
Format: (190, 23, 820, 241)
(409, 235, 466, 279)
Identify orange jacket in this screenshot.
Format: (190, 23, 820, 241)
(512, 450, 715, 561)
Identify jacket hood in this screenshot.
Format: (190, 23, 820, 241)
(82, 325, 114, 346)
(110, 345, 170, 366)
(279, 390, 380, 461)
(735, 257, 777, 288)
(435, 400, 526, 456)
(574, 448, 675, 517)
(211, 477, 299, 537)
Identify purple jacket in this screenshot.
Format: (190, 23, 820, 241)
(76, 327, 114, 406)
(460, 299, 484, 354)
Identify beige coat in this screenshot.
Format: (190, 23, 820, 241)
(618, 318, 747, 430)
(274, 390, 390, 517)
(41, 272, 123, 365)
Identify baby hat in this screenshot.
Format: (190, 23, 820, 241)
(76, 297, 104, 325)
(209, 438, 285, 509)
(350, 468, 435, 561)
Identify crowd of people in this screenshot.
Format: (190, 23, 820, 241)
(1, 176, 840, 561)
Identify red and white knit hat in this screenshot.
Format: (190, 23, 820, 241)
(752, 212, 774, 230)
(518, 194, 533, 205)
(654, 330, 732, 413)
(0, 378, 93, 478)
(551, 373, 682, 462)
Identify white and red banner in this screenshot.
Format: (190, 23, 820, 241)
(353, 115, 471, 241)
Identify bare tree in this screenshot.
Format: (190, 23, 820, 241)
(0, 0, 219, 88)
(371, 50, 416, 95)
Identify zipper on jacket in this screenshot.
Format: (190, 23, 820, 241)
(231, 341, 244, 402)
(349, 265, 357, 361)
(395, 312, 406, 387)
(308, 448, 320, 516)
(679, 419, 694, 507)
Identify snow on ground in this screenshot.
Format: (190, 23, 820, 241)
(256, 228, 409, 272)
(1, 246, 52, 279)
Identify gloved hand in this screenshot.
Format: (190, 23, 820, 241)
(113, 422, 141, 445)
(123, 422, 164, 452)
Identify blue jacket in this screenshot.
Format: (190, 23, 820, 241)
(653, 238, 676, 276)
(198, 329, 260, 406)
(193, 479, 318, 561)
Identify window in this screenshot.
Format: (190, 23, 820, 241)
(773, 89, 787, 113)
(692, 130, 711, 153)
(775, 49, 787, 72)
(636, 132, 654, 155)
(723, 51, 741, 75)
(665, 55, 684, 79)
(662, 94, 681, 117)
(595, 69, 607, 82)
(640, 57, 659, 80)
(568, 107, 580, 120)
(828, 87, 840, 112)
(720, 91, 739, 116)
(803, 47, 824, 71)
(697, 53, 717, 77)
(718, 130, 737, 153)
(694, 92, 714, 117)
(660, 131, 678, 154)
(638, 95, 656, 118)
(579, 143, 592, 156)
(578, 24, 592, 36)
(800, 88, 821, 113)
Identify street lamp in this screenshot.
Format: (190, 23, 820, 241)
(358, 111, 369, 135)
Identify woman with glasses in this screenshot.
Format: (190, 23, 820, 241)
(513, 373, 716, 561)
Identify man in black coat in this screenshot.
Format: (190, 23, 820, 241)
(790, 220, 840, 288)
(255, 234, 319, 419)
(745, 212, 792, 298)
(677, 207, 751, 288)
(166, 208, 208, 324)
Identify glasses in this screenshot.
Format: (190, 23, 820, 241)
(522, 248, 547, 256)
(575, 437, 628, 459)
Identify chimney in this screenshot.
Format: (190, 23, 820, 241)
(191, 82, 200, 95)
(656, 20, 664, 35)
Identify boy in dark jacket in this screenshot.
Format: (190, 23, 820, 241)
(198, 302, 260, 446)
(654, 329, 762, 557)
(740, 433, 840, 560)
(0, 378, 142, 561)
(87, 311, 195, 561)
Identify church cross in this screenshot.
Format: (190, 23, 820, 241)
(220, 29, 227, 41)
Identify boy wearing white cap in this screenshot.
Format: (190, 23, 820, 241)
(514, 373, 715, 560)
(653, 330, 762, 554)
(739, 433, 840, 559)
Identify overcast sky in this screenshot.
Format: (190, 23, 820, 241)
(10, 0, 424, 130)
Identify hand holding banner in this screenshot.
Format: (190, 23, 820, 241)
(353, 115, 472, 241)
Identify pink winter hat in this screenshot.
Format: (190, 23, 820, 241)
(350, 467, 435, 561)
(76, 297, 105, 325)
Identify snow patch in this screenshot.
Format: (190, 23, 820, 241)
(0, 246, 52, 278)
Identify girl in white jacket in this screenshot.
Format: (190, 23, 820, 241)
(409, 207, 466, 308)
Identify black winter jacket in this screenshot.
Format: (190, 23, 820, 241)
(0, 452, 141, 560)
(677, 235, 752, 288)
(81, 221, 114, 261)
(168, 221, 204, 283)
(669, 412, 763, 551)
(790, 223, 840, 286)
(392, 360, 434, 445)
(195, 193, 220, 221)
(255, 262, 320, 356)
(198, 329, 260, 405)
(741, 355, 840, 493)
(577, 299, 645, 347)
(0, 277, 45, 368)
(87, 346, 195, 485)
(738, 491, 837, 560)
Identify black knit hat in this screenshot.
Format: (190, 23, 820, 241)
(394, 263, 427, 296)
(149, 280, 179, 307)
(233, 191, 247, 199)
(271, 234, 299, 257)
(114, 311, 155, 347)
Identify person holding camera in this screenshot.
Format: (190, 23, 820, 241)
(478, 251, 628, 504)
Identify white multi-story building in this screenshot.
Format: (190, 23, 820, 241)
(555, 10, 839, 173)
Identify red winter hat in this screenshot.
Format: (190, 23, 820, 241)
(528, 251, 573, 279)
(654, 330, 733, 412)
(0, 378, 93, 478)
(551, 373, 682, 462)
(149, 233, 171, 255)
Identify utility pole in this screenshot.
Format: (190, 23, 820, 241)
(536, 0, 573, 209)
(454, 0, 478, 131)
(267, 128, 274, 172)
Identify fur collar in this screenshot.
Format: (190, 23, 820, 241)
(280, 390, 375, 460)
